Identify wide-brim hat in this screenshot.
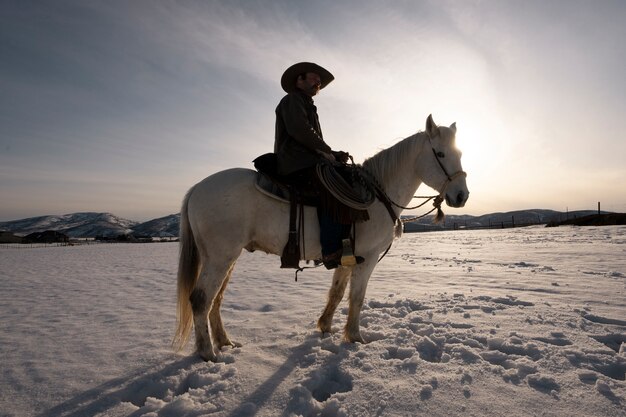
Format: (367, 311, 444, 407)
(280, 62, 334, 93)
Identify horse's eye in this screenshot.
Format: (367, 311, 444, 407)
(436, 151, 445, 158)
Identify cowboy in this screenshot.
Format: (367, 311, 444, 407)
(274, 62, 355, 269)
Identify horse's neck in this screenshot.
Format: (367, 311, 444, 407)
(366, 133, 426, 215)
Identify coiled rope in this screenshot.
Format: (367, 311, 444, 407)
(315, 162, 375, 210)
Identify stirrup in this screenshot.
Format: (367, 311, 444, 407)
(341, 239, 360, 266)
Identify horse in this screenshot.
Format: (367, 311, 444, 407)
(173, 114, 469, 362)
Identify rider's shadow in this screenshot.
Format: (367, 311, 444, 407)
(40, 335, 355, 417)
(227, 332, 356, 417)
(36, 356, 199, 417)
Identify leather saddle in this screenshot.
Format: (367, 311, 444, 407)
(253, 153, 317, 269)
(253, 153, 319, 206)
(252, 153, 372, 270)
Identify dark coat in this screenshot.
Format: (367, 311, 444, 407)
(274, 91, 332, 176)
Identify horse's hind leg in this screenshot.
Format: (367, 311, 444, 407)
(209, 265, 239, 350)
(191, 257, 238, 362)
(317, 267, 352, 334)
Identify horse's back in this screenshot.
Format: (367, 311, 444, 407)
(197, 167, 256, 190)
(188, 168, 258, 214)
(186, 168, 286, 250)
(185, 167, 306, 257)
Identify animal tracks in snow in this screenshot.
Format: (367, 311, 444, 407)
(275, 291, 625, 415)
(359, 292, 626, 391)
(115, 359, 241, 416)
(286, 343, 355, 415)
(5, 227, 626, 417)
(94, 291, 626, 416)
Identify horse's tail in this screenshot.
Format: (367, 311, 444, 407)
(172, 186, 200, 352)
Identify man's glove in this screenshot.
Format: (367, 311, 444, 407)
(332, 151, 350, 164)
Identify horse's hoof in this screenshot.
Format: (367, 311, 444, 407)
(345, 333, 366, 344)
(319, 331, 332, 339)
(318, 324, 332, 334)
(198, 349, 218, 362)
(215, 340, 242, 352)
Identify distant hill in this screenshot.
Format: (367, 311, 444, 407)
(132, 214, 180, 237)
(0, 209, 620, 238)
(546, 212, 626, 227)
(0, 212, 137, 238)
(402, 209, 606, 232)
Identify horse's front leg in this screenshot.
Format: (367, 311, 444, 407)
(318, 267, 352, 334)
(344, 261, 376, 343)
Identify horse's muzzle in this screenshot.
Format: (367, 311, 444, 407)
(446, 190, 469, 208)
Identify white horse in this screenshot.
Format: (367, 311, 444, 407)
(173, 114, 469, 361)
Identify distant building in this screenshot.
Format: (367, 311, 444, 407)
(95, 233, 155, 243)
(24, 230, 69, 244)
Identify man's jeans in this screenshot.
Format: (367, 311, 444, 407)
(318, 207, 351, 256)
(285, 166, 350, 257)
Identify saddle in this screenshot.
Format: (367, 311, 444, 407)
(253, 153, 317, 269)
(253, 153, 319, 206)
(253, 153, 374, 269)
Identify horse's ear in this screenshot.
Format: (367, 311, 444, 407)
(426, 114, 438, 138)
(450, 122, 457, 134)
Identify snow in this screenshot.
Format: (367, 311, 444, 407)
(1, 225, 625, 416)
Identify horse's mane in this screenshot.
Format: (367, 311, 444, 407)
(362, 132, 425, 187)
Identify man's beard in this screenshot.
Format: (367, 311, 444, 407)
(306, 85, 319, 96)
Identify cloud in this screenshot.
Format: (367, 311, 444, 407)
(1, 1, 625, 220)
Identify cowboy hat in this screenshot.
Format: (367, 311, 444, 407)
(280, 62, 334, 93)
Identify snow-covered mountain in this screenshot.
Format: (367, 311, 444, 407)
(0, 212, 138, 238)
(132, 214, 180, 237)
(403, 209, 602, 232)
(0, 209, 610, 238)
(0, 212, 180, 238)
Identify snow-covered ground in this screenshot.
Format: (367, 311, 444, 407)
(1, 225, 625, 417)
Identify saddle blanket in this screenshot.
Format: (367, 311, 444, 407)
(255, 172, 290, 204)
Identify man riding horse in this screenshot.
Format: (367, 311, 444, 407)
(274, 62, 361, 269)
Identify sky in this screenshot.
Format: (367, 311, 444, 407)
(1, 0, 625, 222)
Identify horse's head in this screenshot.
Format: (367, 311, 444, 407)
(422, 114, 469, 208)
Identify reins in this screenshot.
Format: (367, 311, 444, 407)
(358, 163, 444, 225)
(397, 195, 444, 224)
(357, 163, 445, 264)
(373, 191, 444, 264)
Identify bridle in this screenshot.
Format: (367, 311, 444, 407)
(428, 134, 467, 196)
(342, 131, 467, 264)
(369, 132, 467, 217)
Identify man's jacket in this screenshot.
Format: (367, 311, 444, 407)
(274, 91, 332, 176)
